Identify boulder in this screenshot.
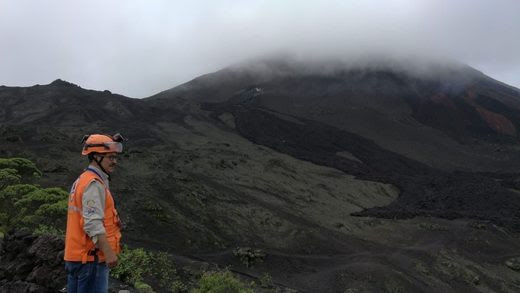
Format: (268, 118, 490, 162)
(0, 230, 66, 292)
(505, 257, 520, 271)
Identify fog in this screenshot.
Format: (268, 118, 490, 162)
(0, 0, 518, 97)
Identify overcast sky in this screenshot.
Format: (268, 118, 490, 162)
(0, 0, 519, 98)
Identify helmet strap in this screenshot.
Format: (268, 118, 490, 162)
(93, 155, 111, 181)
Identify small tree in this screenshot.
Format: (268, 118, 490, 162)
(0, 157, 66, 235)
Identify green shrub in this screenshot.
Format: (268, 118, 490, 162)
(134, 281, 155, 293)
(111, 246, 153, 285)
(0, 158, 45, 233)
(112, 246, 185, 292)
(0, 157, 41, 178)
(0, 183, 38, 202)
(0, 184, 39, 228)
(33, 224, 64, 237)
(0, 168, 21, 190)
(150, 251, 181, 291)
(259, 272, 273, 288)
(191, 270, 254, 293)
(12, 186, 68, 231)
(171, 280, 189, 293)
(0, 158, 64, 235)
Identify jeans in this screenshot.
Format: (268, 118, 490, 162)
(65, 261, 109, 293)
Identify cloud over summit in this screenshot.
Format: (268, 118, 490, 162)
(0, 0, 518, 97)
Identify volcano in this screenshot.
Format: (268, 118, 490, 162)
(150, 57, 520, 172)
(2, 58, 520, 292)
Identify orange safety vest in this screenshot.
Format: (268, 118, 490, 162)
(64, 169, 122, 263)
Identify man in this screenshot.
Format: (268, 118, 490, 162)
(64, 133, 124, 292)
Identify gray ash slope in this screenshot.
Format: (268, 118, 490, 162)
(150, 57, 520, 172)
(2, 58, 520, 292)
(204, 103, 520, 230)
(149, 57, 520, 231)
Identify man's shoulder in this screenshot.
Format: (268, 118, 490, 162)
(84, 179, 106, 197)
(74, 171, 105, 194)
(79, 170, 105, 184)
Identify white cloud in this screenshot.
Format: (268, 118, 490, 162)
(0, 0, 518, 97)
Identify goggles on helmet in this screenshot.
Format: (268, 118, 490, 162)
(83, 142, 123, 153)
(111, 133, 125, 142)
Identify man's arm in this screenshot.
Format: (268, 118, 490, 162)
(82, 181, 117, 267)
(82, 181, 106, 237)
(97, 234, 118, 268)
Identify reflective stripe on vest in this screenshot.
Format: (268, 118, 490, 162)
(64, 170, 122, 263)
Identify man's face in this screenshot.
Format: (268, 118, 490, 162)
(95, 152, 118, 173)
